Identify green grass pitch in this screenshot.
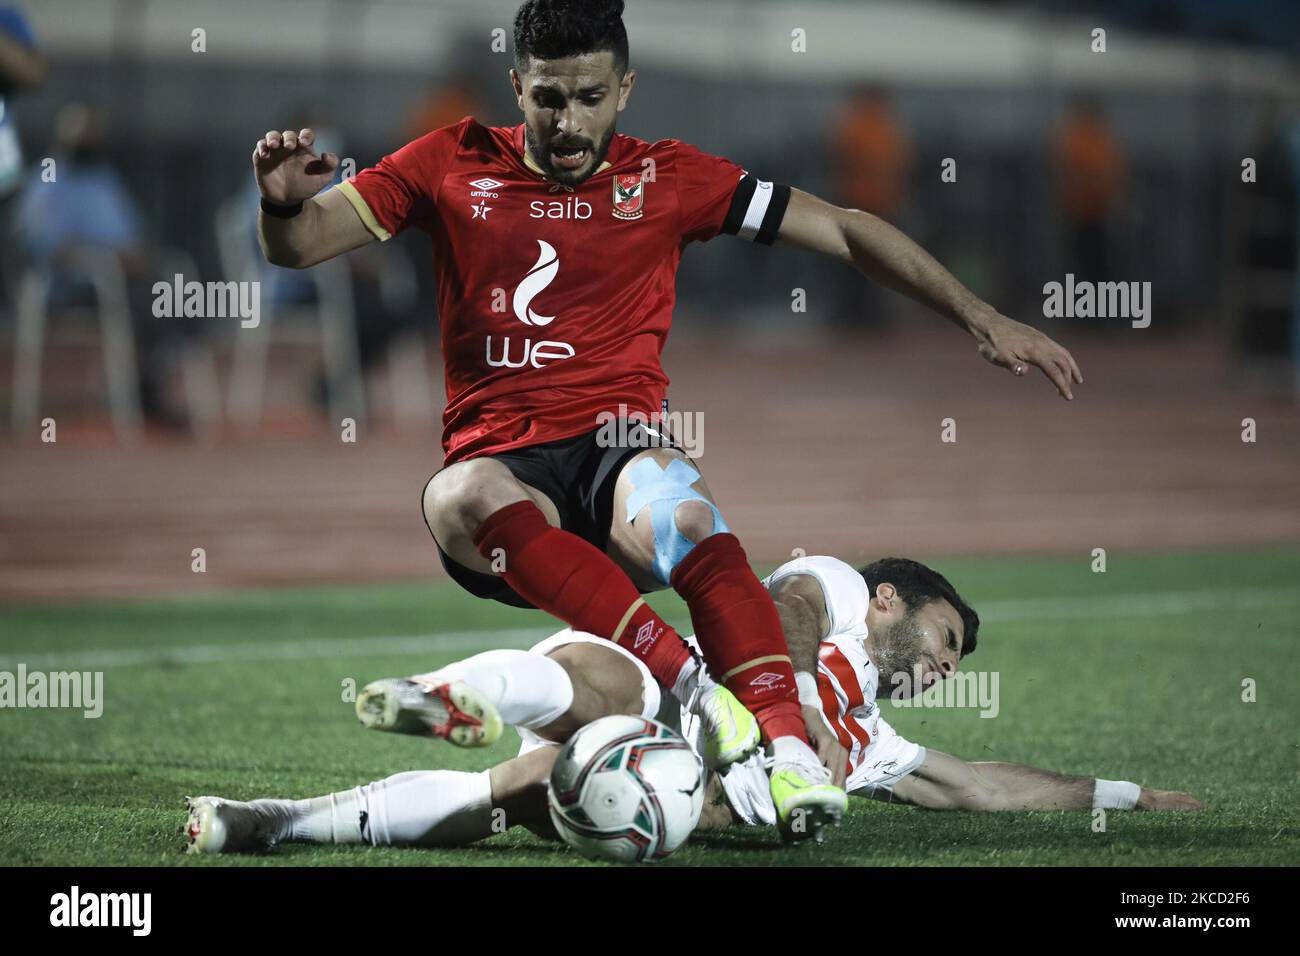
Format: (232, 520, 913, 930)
(1, 547, 1297, 866)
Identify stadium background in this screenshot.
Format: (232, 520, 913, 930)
(0, 0, 1298, 868)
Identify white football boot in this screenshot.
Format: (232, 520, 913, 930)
(355, 677, 502, 747)
(184, 796, 290, 855)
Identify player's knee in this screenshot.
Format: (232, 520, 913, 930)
(423, 460, 519, 533)
(624, 457, 730, 585)
(673, 499, 721, 544)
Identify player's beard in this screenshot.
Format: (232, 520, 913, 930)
(526, 122, 616, 187)
(872, 613, 930, 699)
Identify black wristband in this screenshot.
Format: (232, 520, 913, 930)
(260, 197, 304, 219)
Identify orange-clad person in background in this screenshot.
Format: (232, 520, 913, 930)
(402, 78, 485, 144)
(833, 86, 911, 223)
(830, 87, 912, 328)
(1053, 97, 1126, 282)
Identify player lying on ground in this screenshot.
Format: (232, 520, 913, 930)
(186, 556, 1199, 853)
(252, 0, 1084, 841)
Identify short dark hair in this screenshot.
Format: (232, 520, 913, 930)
(513, 0, 630, 76)
(859, 557, 980, 657)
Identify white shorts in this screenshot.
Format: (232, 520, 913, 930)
(515, 629, 663, 757)
(683, 707, 927, 826)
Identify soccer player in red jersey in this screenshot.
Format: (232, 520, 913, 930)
(251, 0, 1081, 842)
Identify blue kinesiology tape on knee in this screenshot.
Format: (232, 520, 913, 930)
(624, 458, 730, 585)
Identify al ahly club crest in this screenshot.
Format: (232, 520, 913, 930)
(612, 173, 645, 220)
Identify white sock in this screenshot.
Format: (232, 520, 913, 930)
(415, 649, 573, 730)
(671, 655, 709, 705)
(770, 735, 818, 766)
(288, 770, 494, 847)
(360, 770, 494, 846)
(291, 790, 365, 844)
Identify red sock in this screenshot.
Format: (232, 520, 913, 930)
(473, 500, 694, 689)
(670, 533, 807, 744)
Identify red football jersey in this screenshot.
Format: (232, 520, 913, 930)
(337, 117, 789, 462)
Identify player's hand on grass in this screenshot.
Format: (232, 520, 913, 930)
(969, 310, 1083, 401)
(802, 704, 848, 789)
(252, 127, 339, 206)
(1136, 787, 1204, 811)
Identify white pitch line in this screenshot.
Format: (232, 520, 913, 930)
(0, 628, 551, 670)
(2, 585, 1298, 671)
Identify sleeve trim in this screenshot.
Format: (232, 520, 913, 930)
(335, 180, 391, 242)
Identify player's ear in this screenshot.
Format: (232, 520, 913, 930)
(872, 582, 897, 614)
(510, 68, 525, 108)
(617, 69, 636, 110)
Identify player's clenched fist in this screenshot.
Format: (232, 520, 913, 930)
(252, 127, 339, 206)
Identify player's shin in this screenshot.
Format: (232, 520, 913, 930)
(185, 770, 494, 853)
(473, 500, 695, 687)
(670, 533, 808, 745)
(291, 770, 495, 847)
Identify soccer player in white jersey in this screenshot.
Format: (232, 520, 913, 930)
(185, 555, 1200, 853)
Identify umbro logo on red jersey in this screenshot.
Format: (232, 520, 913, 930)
(469, 177, 503, 198)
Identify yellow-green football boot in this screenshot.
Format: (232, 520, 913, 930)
(694, 684, 761, 768)
(769, 742, 848, 844)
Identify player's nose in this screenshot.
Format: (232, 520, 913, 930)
(555, 107, 581, 134)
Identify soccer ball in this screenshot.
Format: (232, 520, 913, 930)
(547, 714, 704, 863)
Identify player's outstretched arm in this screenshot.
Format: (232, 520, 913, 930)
(252, 127, 376, 268)
(877, 749, 1203, 812)
(777, 187, 1083, 400)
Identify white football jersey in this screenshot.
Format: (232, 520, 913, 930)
(765, 556, 925, 792)
(521, 557, 927, 828)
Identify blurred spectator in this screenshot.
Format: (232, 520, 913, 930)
(1053, 96, 1126, 282)
(830, 86, 912, 330)
(0, 3, 45, 314)
(402, 76, 484, 143)
(17, 102, 192, 428)
(0, 3, 41, 200)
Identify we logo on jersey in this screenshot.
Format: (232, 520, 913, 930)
(513, 240, 558, 326)
(486, 239, 576, 370)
